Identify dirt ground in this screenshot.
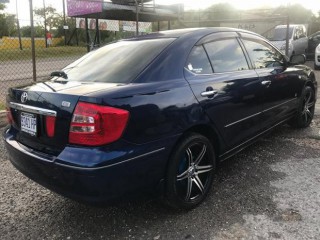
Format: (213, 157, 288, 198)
(0, 63, 319, 240)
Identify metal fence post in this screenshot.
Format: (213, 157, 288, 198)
(16, 0, 22, 50)
(29, 0, 37, 82)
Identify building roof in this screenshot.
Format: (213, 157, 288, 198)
(73, 2, 182, 22)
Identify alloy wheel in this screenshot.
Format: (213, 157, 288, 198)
(176, 142, 214, 202)
(301, 89, 315, 125)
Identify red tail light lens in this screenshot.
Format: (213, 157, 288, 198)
(45, 116, 56, 137)
(6, 107, 13, 124)
(69, 102, 129, 146)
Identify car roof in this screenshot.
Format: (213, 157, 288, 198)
(309, 31, 320, 37)
(275, 24, 305, 29)
(127, 27, 260, 40)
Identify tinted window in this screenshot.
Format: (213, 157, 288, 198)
(242, 39, 284, 69)
(61, 39, 175, 83)
(185, 46, 212, 74)
(272, 27, 293, 41)
(204, 38, 249, 73)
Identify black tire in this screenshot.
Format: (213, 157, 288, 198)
(289, 86, 315, 128)
(315, 63, 320, 70)
(164, 133, 216, 210)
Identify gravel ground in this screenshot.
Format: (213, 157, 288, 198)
(0, 64, 319, 240)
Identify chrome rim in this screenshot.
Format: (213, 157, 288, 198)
(301, 90, 314, 124)
(176, 142, 213, 201)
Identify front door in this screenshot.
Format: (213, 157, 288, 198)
(241, 35, 300, 129)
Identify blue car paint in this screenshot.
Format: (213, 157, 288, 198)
(4, 28, 317, 203)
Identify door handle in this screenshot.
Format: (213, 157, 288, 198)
(261, 80, 271, 86)
(201, 90, 218, 97)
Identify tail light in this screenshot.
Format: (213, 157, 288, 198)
(69, 102, 129, 146)
(6, 107, 13, 124)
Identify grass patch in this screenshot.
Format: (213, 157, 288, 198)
(0, 46, 87, 62)
(0, 102, 6, 110)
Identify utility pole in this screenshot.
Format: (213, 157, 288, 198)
(85, 18, 90, 52)
(16, 0, 22, 50)
(135, 0, 139, 36)
(285, 3, 290, 57)
(29, 0, 37, 82)
(43, 0, 47, 48)
(62, 0, 67, 45)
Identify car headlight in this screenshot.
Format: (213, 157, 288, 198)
(316, 44, 320, 52)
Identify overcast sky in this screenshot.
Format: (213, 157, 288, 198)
(3, 0, 320, 26)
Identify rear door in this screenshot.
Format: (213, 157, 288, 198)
(240, 34, 300, 129)
(185, 32, 263, 149)
(292, 26, 308, 55)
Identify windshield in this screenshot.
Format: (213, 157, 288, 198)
(60, 38, 175, 83)
(271, 27, 293, 41)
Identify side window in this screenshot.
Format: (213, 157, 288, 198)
(204, 38, 249, 73)
(185, 45, 213, 74)
(295, 27, 300, 39)
(301, 27, 306, 38)
(297, 27, 302, 39)
(242, 39, 284, 69)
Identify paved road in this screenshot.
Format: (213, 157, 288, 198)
(0, 66, 319, 240)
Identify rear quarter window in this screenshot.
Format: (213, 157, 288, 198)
(62, 38, 175, 83)
(185, 45, 213, 74)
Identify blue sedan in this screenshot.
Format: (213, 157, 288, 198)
(4, 28, 318, 209)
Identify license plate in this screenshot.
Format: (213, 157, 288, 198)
(21, 112, 37, 136)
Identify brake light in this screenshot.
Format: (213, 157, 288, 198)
(45, 116, 56, 137)
(69, 102, 129, 146)
(6, 107, 13, 124)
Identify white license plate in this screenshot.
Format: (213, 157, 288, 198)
(21, 112, 37, 136)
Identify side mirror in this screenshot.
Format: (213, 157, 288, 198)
(290, 54, 306, 65)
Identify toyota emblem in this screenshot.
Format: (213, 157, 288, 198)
(21, 92, 28, 103)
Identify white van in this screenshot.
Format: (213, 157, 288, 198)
(270, 24, 308, 59)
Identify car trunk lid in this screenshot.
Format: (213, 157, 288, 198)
(7, 81, 120, 155)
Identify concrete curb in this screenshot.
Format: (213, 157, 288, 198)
(0, 110, 8, 128)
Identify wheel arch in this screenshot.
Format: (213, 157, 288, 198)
(164, 123, 223, 173)
(305, 72, 316, 92)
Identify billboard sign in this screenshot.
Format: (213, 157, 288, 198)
(122, 21, 152, 33)
(67, 0, 103, 17)
(76, 18, 120, 31)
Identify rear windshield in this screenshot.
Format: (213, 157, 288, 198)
(271, 27, 293, 41)
(60, 38, 175, 83)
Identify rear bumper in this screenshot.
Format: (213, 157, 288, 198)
(4, 129, 177, 203)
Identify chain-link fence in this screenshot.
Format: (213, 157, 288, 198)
(0, 18, 154, 105)
(0, 37, 87, 103)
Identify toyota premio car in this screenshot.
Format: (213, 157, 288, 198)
(4, 28, 318, 209)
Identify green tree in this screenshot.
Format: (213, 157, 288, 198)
(206, 3, 238, 21)
(34, 6, 63, 31)
(0, 3, 17, 37)
(20, 26, 45, 38)
(178, 3, 238, 28)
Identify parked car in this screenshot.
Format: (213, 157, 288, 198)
(315, 43, 320, 70)
(308, 31, 320, 58)
(4, 28, 318, 209)
(270, 24, 308, 59)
